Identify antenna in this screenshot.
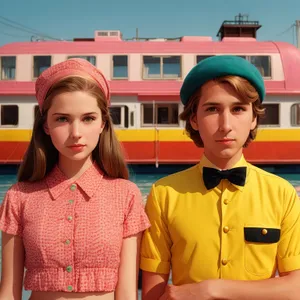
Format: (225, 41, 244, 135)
(136, 28, 139, 40)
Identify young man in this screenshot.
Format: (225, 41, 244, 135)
(140, 56, 300, 300)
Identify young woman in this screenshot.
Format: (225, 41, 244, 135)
(0, 58, 150, 300)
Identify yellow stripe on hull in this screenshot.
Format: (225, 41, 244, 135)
(0, 128, 300, 142)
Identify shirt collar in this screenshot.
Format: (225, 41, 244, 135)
(45, 162, 104, 200)
(198, 154, 249, 191)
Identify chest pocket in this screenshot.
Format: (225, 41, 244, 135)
(244, 226, 280, 277)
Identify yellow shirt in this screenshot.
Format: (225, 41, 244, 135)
(140, 155, 300, 284)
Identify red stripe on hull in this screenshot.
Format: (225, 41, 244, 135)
(1, 141, 300, 164)
(0, 142, 30, 164)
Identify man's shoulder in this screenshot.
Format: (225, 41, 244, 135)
(247, 163, 294, 190)
(154, 164, 200, 190)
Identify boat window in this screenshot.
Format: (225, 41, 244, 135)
(291, 103, 300, 126)
(162, 56, 181, 79)
(1, 105, 18, 126)
(1, 56, 16, 80)
(143, 56, 160, 79)
(67, 56, 96, 66)
(110, 106, 121, 125)
(259, 103, 280, 126)
(143, 56, 181, 79)
(233, 55, 271, 78)
(141, 103, 179, 126)
(130, 111, 134, 127)
(249, 56, 271, 78)
(109, 105, 129, 128)
(142, 104, 154, 124)
(196, 55, 214, 64)
(112, 55, 128, 79)
(34, 56, 51, 78)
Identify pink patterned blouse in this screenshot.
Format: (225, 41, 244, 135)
(0, 163, 150, 292)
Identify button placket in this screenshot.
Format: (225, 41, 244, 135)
(220, 184, 230, 278)
(64, 183, 77, 291)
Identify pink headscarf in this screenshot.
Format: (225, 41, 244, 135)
(35, 58, 110, 112)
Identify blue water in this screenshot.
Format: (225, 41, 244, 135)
(0, 165, 300, 299)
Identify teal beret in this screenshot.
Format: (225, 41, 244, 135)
(180, 55, 265, 105)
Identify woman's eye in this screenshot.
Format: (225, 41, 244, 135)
(83, 116, 96, 122)
(56, 117, 68, 122)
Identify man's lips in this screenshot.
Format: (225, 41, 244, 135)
(215, 139, 235, 142)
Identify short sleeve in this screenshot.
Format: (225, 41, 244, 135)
(277, 187, 300, 273)
(0, 184, 22, 236)
(140, 184, 172, 274)
(123, 183, 150, 238)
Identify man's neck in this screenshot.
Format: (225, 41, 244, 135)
(203, 150, 243, 170)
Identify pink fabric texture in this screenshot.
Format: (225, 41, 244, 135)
(0, 164, 150, 292)
(35, 58, 110, 111)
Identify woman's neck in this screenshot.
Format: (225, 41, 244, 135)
(58, 155, 93, 180)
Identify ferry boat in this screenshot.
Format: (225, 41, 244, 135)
(1, 17, 300, 166)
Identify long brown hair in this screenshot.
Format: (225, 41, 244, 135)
(18, 76, 129, 182)
(180, 75, 265, 148)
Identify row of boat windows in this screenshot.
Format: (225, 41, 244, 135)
(0, 54, 271, 80)
(1, 103, 300, 127)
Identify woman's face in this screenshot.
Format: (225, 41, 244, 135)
(44, 91, 105, 164)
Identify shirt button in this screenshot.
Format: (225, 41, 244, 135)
(223, 199, 229, 205)
(222, 259, 228, 266)
(69, 200, 74, 204)
(223, 226, 229, 233)
(67, 216, 73, 221)
(65, 239, 71, 245)
(67, 285, 73, 291)
(70, 184, 77, 191)
(66, 266, 72, 273)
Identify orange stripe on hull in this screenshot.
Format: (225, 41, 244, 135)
(1, 141, 300, 164)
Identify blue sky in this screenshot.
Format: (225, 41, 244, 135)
(0, 0, 299, 46)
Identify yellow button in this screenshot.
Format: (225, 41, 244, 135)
(66, 266, 72, 273)
(67, 285, 73, 291)
(222, 259, 228, 266)
(65, 239, 71, 245)
(70, 184, 77, 191)
(223, 226, 229, 233)
(223, 199, 229, 205)
(262, 228, 268, 235)
(69, 200, 74, 204)
(67, 216, 73, 221)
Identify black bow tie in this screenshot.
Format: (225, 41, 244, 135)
(203, 167, 247, 190)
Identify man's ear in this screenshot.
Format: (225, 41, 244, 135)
(190, 113, 199, 131)
(251, 115, 257, 130)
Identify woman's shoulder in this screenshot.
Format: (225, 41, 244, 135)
(5, 179, 47, 199)
(103, 176, 140, 194)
